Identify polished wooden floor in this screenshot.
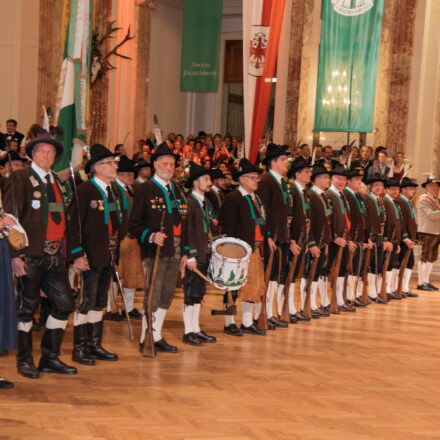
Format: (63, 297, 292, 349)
(2, 282, 440, 439)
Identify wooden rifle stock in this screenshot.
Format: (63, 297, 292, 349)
(379, 230, 396, 301)
(396, 246, 412, 298)
(258, 234, 277, 330)
(280, 227, 305, 322)
(303, 231, 325, 318)
(142, 211, 166, 358)
(329, 229, 348, 314)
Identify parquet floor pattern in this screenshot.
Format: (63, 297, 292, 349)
(1, 282, 440, 439)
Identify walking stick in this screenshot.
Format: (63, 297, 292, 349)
(142, 210, 166, 358)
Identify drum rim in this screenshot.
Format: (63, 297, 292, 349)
(211, 236, 251, 262)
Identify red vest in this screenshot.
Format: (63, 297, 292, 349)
(46, 182, 65, 241)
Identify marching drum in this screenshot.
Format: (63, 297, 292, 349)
(208, 237, 252, 290)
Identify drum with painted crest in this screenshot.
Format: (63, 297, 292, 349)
(208, 237, 252, 290)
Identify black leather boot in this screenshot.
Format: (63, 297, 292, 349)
(87, 321, 118, 361)
(72, 324, 95, 365)
(17, 330, 40, 379)
(38, 328, 77, 375)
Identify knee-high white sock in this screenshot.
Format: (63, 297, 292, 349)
(336, 277, 345, 306)
(182, 304, 193, 334)
(45, 315, 68, 330)
(425, 262, 433, 284)
(276, 284, 285, 316)
(266, 281, 277, 319)
(193, 303, 201, 333)
(368, 273, 377, 298)
(300, 278, 307, 310)
(140, 314, 147, 343)
(242, 301, 254, 327)
(386, 270, 393, 293)
(254, 302, 262, 320)
(74, 312, 88, 326)
(123, 288, 135, 313)
(288, 283, 297, 314)
(403, 268, 412, 292)
(17, 321, 33, 332)
(392, 268, 399, 292)
(87, 310, 103, 324)
(310, 282, 318, 310)
(318, 277, 329, 307)
(225, 315, 235, 326)
(347, 275, 356, 301)
(152, 308, 167, 342)
(356, 279, 363, 298)
(418, 261, 426, 285)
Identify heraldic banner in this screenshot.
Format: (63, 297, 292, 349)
(243, 0, 286, 163)
(314, 0, 384, 133)
(180, 0, 223, 92)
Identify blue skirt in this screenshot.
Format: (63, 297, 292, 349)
(0, 237, 17, 351)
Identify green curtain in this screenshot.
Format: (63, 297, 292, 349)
(314, 0, 384, 133)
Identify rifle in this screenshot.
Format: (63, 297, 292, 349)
(395, 244, 413, 298)
(303, 230, 325, 318)
(379, 229, 396, 302)
(258, 233, 278, 330)
(142, 210, 166, 358)
(6, 153, 18, 219)
(113, 266, 134, 340)
(361, 234, 373, 305)
(345, 226, 359, 306)
(280, 227, 305, 322)
(329, 228, 348, 314)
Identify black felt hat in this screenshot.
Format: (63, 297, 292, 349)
(346, 168, 362, 179)
(421, 175, 440, 188)
(209, 168, 226, 180)
(136, 158, 153, 169)
(366, 173, 386, 185)
(25, 132, 63, 159)
(150, 142, 180, 163)
(311, 163, 330, 180)
(117, 155, 135, 173)
(0, 150, 28, 166)
(235, 158, 258, 179)
(185, 162, 210, 188)
(400, 177, 418, 189)
(385, 177, 400, 188)
(287, 157, 310, 178)
(262, 143, 288, 165)
(331, 164, 348, 177)
(85, 144, 118, 174)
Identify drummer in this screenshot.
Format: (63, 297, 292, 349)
(182, 163, 217, 346)
(219, 158, 266, 336)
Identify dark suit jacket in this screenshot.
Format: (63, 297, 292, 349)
(396, 195, 417, 240)
(205, 189, 222, 216)
(289, 181, 309, 243)
(307, 188, 332, 246)
(325, 188, 349, 239)
(343, 188, 367, 242)
(363, 193, 385, 236)
(383, 195, 402, 242)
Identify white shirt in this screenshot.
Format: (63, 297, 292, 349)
(154, 174, 171, 189)
(293, 180, 304, 193)
(330, 184, 342, 196)
(136, 176, 147, 184)
(93, 176, 111, 196)
(311, 185, 324, 195)
(269, 169, 283, 184)
(211, 185, 220, 195)
(191, 190, 205, 205)
(116, 178, 131, 193)
(31, 162, 54, 184)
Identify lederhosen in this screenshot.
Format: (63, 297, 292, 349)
(364, 193, 386, 275)
(396, 195, 416, 270)
(303, 188, 332, 281)
(344, 188, 368, 279)
(15, 169, 74, 323)
(70, 178, 121, 313)
(325, 188, 350, 277)
(183, 194, 215, 306)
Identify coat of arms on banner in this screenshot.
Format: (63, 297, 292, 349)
(248, 25, 270, 77)
(332, 0, 374, 16)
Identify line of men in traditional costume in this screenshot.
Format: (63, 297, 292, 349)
(3, 135, 440, 383)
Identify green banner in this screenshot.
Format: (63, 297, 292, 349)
(180, 0, 223, 92)
(314, 0, 384, 132)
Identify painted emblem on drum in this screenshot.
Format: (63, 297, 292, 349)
(90, 200, 98, 209)
(332, 0, 374, 16)
(98, 200, 104, 211)
(31, 200, 40, 209)
(33, 191, 42, 199)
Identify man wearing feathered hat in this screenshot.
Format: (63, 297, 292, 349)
(416, 174, 440, 291)
(3, 132, 77, 379)
(129, 142, 187, 354)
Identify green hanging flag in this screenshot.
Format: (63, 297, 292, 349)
(314, 0, 384, 133)
(180, 0, 223, 92)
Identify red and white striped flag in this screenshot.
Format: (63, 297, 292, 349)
(243, 0, 286, 163)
